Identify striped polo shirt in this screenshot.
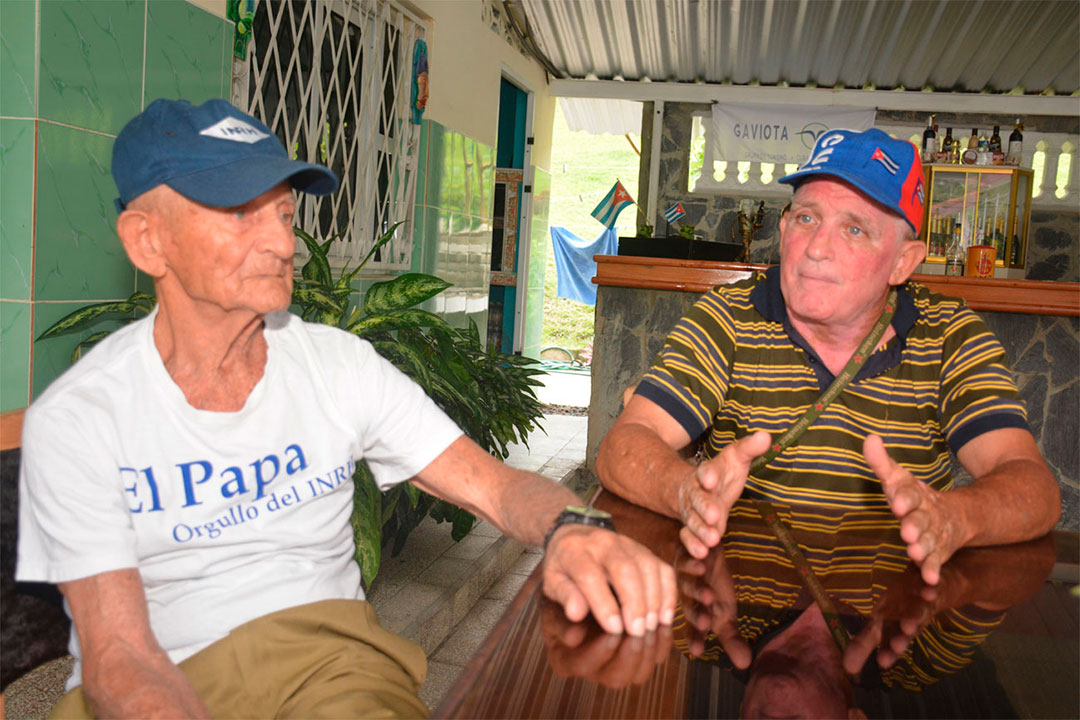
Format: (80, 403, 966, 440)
(638, 266, 1028, 510)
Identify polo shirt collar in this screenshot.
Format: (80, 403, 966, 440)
(751, 265, 918, 340)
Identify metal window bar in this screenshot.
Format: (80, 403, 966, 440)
(241, 0, 424, 269)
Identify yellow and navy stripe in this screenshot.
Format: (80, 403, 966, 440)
(637, 267, 1027, 507)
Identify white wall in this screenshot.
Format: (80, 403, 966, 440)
(186, 0, 227, 19)
(408, 0, 555, 170)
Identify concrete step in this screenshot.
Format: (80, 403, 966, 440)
(366, 518, 529, 655)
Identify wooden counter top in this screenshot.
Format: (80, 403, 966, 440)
(594, 255, 1080, 316)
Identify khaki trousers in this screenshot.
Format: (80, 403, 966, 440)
(51, 599, 428, 719)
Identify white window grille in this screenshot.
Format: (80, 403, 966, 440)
(689, 112, 1080, 208)
(236, 0, 425, 269)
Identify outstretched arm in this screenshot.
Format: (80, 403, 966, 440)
(413, 435, 677, 636)
(597, 394, 770, 558)
(60, 569, 210, 719)
(865, 427, 1059, 585)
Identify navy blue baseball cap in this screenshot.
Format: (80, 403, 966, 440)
(779, 128, 925, 235)
(112, 98, 338, 213)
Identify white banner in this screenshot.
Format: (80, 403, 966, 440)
(711, 103, 876, 164)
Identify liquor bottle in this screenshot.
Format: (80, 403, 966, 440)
(962, 127, 979, 165)
(989, 125, 1002, 153)
(1010, 232, 1022, 266)
(1006, 120, 1024, 166)
(921, 115, 937, 163)
(937, 127, 953, 164)
(976, 135, 991, 165)
(945, 226, 964, 276)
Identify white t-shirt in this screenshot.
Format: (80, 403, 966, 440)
(16, 309, 463, 688)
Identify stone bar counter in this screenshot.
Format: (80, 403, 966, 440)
(588, 255, 1080, 530)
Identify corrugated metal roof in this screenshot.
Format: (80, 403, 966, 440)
(519, 0, 1080, 95)
(559, 97, 642, 134)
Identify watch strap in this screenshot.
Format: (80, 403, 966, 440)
(543, 506, 615, 550)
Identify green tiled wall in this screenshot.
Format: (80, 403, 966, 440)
(0, 0, 233, 410)
(34, 124, 127, 301)
(0, 119, 35, 301)
(38, 0, 145, 135)
(0, 0, 36, 118)
(413, 119, 495, 341)
(0, 302, 32, 410)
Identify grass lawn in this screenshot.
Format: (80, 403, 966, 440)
(543, 102, 641, 362)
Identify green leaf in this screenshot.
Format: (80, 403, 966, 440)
(346, 309, 453, 336)
(372, 340, 433, 390)
(404, 481, 420, 508)
(363, 274, 451, 315)
(36, 301, 141, 341)
(350, 462, 382, 587)
(451, 508, 476, 541)
(353, 221, 404, 276)
(380, 487, 401, 526)
(70, 330, 113, 363)
(292, 287, 342, 314)
(293, 226, 332, 285)
(131, 292, 157, 313)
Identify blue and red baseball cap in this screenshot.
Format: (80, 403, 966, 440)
(779, 128, 924, 236)
(112, 99, 338, 213)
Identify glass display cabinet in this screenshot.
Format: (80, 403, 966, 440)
(921, 166, 1033, 269)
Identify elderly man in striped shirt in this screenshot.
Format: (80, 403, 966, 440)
(598, 128, 1060, 587)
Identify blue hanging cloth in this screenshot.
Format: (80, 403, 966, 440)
(549, 226, 618, 306)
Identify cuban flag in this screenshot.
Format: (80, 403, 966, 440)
(664, 202, 686, 224)
(871, 147, 900, 175)
(591, 181, 634, 228)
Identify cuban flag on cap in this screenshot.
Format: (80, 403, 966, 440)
(777, 128, 925, 236)
(871, 147, 900, 175)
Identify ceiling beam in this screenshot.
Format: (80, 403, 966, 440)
(549, 79, 1080, 116)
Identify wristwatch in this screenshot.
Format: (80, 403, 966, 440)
(543, 505, 616, 549)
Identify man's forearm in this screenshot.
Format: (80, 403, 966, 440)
(84, 642, 209, 719)
(947, 457, 1061, 548)
(595, 422, 695, 520)
(488, 464, 584, 547)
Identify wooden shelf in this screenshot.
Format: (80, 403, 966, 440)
(593, 255, 1079, 317)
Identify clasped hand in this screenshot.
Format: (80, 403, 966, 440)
(864, 434, 965, 586)
(542, 525, 676, 637)
(676, 431, 968, 585)
(676, 430, 772, 558)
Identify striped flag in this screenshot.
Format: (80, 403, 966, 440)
(591, 181, 634, 228)
(664, 202, 686, 224)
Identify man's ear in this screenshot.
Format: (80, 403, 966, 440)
(889, 238, 926, 286)
(116, 209, 167, 278)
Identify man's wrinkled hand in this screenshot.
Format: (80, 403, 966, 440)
(843, 568, 944, 674)
(677, 431, 771, 558)
(864, 434, 966, 586)
(542, 526, 676, 637)
(540, 601, 673, 688)
(675, 548, 751, 668)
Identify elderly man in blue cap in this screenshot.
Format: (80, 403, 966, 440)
(599, 128, 1059, 585)
(17, 99, 677, 719)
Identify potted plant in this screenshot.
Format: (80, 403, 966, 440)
(36, 223, 545, 587)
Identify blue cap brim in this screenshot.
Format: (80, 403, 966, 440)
(165, 155, 339, 208)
